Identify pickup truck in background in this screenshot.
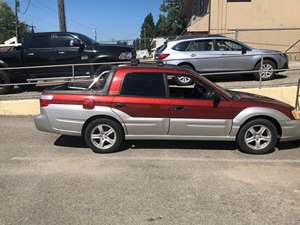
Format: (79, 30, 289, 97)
(0, 32, 134, 94)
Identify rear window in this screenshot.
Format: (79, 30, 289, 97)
(156, 44, 167, 53)
(121, 72, 166, 97)
(172, 41, 190, 51)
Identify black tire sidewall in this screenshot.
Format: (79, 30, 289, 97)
(0, 71, 11, 94)
(84, 118, 124, 154)
(237, 119, 278, 154)
(254, 60, 276, 81)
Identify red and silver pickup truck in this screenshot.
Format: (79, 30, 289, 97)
(35, 64, 300, 154)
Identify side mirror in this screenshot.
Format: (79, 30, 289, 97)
(211, 92, 221, 107)
(241, 47, 247, 54)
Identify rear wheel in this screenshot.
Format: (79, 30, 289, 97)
(175, 64, 195, 86)
(94, 65, 112, 77)
(236, 119, 278, 154)
(254, 60, 276, 81)
(84, 118, 124, 154)
(0, 71, 11, 94)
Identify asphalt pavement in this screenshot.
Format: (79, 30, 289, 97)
(0, 116, 300, 225)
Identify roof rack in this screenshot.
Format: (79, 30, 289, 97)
(171, 34, 225, 41)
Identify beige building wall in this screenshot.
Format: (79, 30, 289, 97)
(187, 0, 300, 52)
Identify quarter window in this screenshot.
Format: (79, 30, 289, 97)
(172, 41, 190, 51)
(121, 73, 166, 97)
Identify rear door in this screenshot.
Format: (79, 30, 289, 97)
(112, 72, 170, 135)
(182, 39, 224, 72)
(23, 34, 58, 78)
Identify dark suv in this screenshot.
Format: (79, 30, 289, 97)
(0, 32, 134, 94)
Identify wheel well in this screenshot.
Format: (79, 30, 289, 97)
(239, 115, 282, 137)
(255, 58, 278, 69)
(178, 62, 195, 71)
(81, 115, 125, 136)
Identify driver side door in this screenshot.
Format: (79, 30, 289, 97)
(215, 39, 253, 71)
(167, 73, 235, 138)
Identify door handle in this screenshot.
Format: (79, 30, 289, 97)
(174, 106, 184, 111)
(27, 52, 35, 56)
(190, 53, 196, 57)
(115, 103, 126, 108)
(58, 51, 65, 54)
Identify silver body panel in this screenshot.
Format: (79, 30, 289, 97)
(35, 104, 300, 142)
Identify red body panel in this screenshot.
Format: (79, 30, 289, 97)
(41, 65, 294, 120)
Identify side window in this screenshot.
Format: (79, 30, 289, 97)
(186, 40, 214, 51)
(215, 40, 243, 51)
(28, 35, 51, 48)
(52, 35, 80, 48)
(172, 41, 190, 51)
(121, 73, 166, 97)
(167, 74, 215, 100)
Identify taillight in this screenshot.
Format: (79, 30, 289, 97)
(159, 53, 169, 60)
(40, 95, 54, 107)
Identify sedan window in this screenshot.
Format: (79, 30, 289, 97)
(167, 74, 215, 100)
(215, 40, 243, 51)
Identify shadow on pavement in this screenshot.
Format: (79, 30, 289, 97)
(207, 73, 287, 83)
(54, 135, 300, 152)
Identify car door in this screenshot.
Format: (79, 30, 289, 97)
(51, 33, 91, 77)
(184, 39, 224, 72)
(214, 39, 253, 71)
(112, 72, 170, 136)
(167, 73, 238, 138)
(23, 33, 58, 79)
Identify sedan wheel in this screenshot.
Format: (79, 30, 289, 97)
(254, 60, 276, 81)
(84, 119, 124, 153)
(237, 119, 278, 154)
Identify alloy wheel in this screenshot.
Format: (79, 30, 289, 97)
(178, 76, 192, 84)
(244, 125, 272, 151)
(259, 63, 274, 79)
(90, 124, 116, 150)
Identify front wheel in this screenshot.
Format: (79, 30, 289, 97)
(236, 119, 278, 154)
(254, 60, 276, 81)
(84, 119, 124, 154)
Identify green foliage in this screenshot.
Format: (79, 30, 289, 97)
(0, 1, 29, 43)
(140, 13, 155, 50)
(155, 14, 168, 37)
(158, 0, 187, 37)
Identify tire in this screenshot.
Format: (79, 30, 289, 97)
(254, 60, 276, 81)
(236, 119, 278, 154)
(0, 71, 11, 95)
(18, 84, 36, 92)
(175, 64, 195, 86)
(84, 118, 124, 154)
(93, 65, 112, 77)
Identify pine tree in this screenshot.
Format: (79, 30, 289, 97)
(140, 13, 155, 50)
(155, 15, 168, 37)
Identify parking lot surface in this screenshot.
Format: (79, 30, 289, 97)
(0, 116, 300, 225)
(1, 69, 300, 100)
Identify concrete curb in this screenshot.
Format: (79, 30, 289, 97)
(0, 86, 298, 116)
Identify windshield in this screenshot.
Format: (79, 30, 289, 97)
(75, 33, 97, 45)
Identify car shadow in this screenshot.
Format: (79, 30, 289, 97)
(206, 73, 287, 83)
(54, 135, 300, 152)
